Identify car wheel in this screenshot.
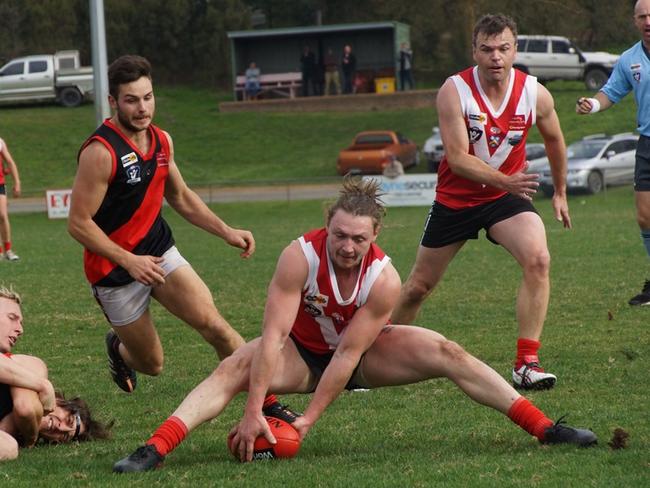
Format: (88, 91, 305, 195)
(584, 68, 608, 91)
(587, 170, 604, 194)
(59, 87, 83, 107)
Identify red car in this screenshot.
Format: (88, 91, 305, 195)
(336, 131, 419, 175)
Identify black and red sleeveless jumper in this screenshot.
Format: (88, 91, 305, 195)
(0, 352, 13, 421)
(78, 119, 174, 287)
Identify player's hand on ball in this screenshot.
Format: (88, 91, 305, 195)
(291, 415, 312, 441)
(229, 413, 274, 462)
(228, 416, 301, 462)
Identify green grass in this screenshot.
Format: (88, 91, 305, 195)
(0, 186, 648, 486)
(0, 81, 639, 196)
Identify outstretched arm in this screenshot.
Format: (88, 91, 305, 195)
(437, 79, 539, 200)
(162, 132, 255, 258)
(536, 83, 571, 228)
(231, 241, 306, 462)
(0, 141, 20, 198)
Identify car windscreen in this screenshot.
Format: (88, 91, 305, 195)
(355, 134, 393, 145)
(567, 140, 606, 160)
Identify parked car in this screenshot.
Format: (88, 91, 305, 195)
(525, 142, 548, 173)
(537, 133, 639, 195)
(0, 50, 93, 107)
(336, 130, 419, 175)
(423, 130, 547, 174)
(422, 126, 444, 173)
(515, 35, 619, 90)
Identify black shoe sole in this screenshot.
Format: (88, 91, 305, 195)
(513, 376, 556, 390)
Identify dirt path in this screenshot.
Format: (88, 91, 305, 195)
(9, 182, 342, 215)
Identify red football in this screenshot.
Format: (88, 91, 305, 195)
(228, 416, 301, 461)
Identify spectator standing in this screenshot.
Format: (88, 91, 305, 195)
(245, 62, 261, 100)
(323, 48, 340, 95)
(341, 45, 357, 94)
(300, 46, 316, 97)
(399, 42, 415, 91)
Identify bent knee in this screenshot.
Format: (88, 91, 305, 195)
(138, 357, 164, 376)
(402, 278, 435, 302)
(522, 251, 550, 276)
(218, 350, 251, 376)
(211, 352, 251, 389)
(637, 214, 650, 229)
(437, 339, 469, 364)
(0, 438, 19, 461)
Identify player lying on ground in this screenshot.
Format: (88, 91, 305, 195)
(0, 353, 111, 460)
(0, 287, 111, 460)
(114, 179, 596, 472)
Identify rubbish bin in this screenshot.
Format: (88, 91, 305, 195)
(374, 77, 395, 94)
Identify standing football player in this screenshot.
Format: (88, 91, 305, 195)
(391, 13, 571, 390)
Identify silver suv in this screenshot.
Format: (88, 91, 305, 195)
(515, 35, 619, 90)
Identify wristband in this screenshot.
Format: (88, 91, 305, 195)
(587, 97, 600, 113)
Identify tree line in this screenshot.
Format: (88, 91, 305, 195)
(0, 0, 639, 87)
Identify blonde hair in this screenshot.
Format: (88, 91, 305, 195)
(0, 286, 21, 306)
(327, 176, 385, 230)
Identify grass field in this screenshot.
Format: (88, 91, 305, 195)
(0, 184, 648, 486)
(0, 80, 640, 196)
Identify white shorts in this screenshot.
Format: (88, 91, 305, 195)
(92, 246, 189, 326)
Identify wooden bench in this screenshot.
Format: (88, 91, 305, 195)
(235, 72, 302, 100)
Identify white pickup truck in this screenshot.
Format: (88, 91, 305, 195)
(515, 35, 619, 90)
(0, 50, 93, 107)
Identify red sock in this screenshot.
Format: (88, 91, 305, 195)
(263, 394, 278, 409)
(507, 397, 553, 441)
(515, 338, 541, 368)
(146, 416, 188, 456)
(3, 242, 10, 252)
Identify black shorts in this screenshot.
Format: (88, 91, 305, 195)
(289, 334, 365, 391)
(420, 193, 538, 248)
(0, 184, 5, 196)
(0, 383, 13, 421)
(635, 135, 650, 191)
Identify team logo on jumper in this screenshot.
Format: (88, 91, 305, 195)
(468, 126, 483, 143)
(490, 126, 501, 134)
(488, 135, 502, 148)
(304, 303, 322, 317)
(156, 152, 169, 167)
(508, 115, 526, 131)
(305, 294, 329, 307)
(126, 165, 141, 185)
(508, 134, 523, 146)
(634, 72, 641, 83)
(120, 152, 138, 167)
(469, 112, 487, 124)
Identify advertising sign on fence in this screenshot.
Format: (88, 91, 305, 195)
(363, 174, 437, 207)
